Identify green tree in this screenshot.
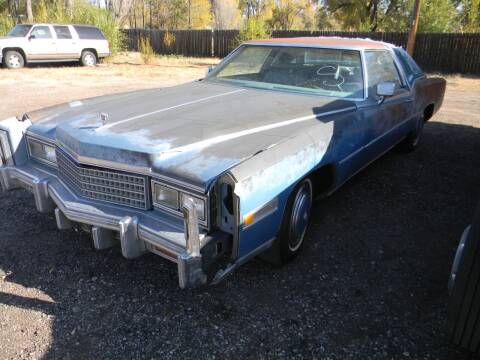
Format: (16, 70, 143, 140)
(238, 15, 271, 40)
(266, 0, 318, 30)
(324, 0, 460, 32)
(239, 0, 274, 19)
(417, 0, 460, 32)
(459, 0, 480, 31)
(268, 0, 301, 30)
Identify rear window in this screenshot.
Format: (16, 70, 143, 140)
(393, 48, 424, 85)
(73, 26, 105, 40)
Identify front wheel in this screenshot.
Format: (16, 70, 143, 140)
(261, 179, 313, 264)
(448, 203, 480, 354)
(3, 50, 25, 69)
(81, 51, 97, 67)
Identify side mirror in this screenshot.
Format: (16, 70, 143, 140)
(28, 34, 35, 40)
(376, 81, 396, 97)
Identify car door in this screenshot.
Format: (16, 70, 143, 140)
(26, 25, 57, 60)
(356, 49, 414, 161)
(53, 25, 79, 59)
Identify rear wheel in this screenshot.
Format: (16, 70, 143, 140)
(261, 179, 313, 264)
(398, 114, 424, 153)
(3, 50, 25, 69)
(448, 203, 480, 354)
(81, 51, 97, 67)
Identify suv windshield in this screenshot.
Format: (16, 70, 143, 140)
(7, 24, 32, 37)
(207, 45, 364, 99)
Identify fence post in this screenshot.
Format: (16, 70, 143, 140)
(211, 29, 215, 57)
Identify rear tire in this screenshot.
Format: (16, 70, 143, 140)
(260, 179, 313, 265)
(81, 51, 97, 67)
(448, 202, 480, 354)
(3, 50, 25, 69)
(398, 115, 424, 153)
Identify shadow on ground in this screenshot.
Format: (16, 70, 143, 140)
(0, 120, 479, 359)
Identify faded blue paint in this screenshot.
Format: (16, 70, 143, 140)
(234, 88, 423, 258)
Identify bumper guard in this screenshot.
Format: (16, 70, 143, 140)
(0, 164, 209, 288)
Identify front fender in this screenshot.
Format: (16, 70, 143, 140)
(228, 123, 334, 257)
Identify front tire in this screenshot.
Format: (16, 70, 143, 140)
(448, 203, 480, 354)
(81, 51, 97, 67)
(3, 50, 25, 69)
(261, 179, 313, 264)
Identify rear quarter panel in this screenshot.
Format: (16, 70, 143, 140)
(78, 39, 109, 57)
(412, 77, 447, 118)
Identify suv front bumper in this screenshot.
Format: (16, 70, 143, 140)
(0, 162, 215, 288)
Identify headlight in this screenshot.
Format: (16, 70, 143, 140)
(152, 181, 207, 223)
(153, 183, 179, 210)
(27, 136, 57, 166)
(0, 129, 14, 166)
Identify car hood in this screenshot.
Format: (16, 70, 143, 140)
(27, 81, 356, 191)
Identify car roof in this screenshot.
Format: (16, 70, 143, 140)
(245, 37, 393, 50)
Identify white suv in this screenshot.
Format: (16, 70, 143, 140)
(0, 23, 110, 69)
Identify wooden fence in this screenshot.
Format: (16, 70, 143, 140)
(124, 29, 480, 74)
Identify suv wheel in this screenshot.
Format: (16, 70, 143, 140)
(81, 51, 97, 67)
(3, 50, 25, 69)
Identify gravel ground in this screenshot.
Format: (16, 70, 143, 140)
(0, 60, 479, 359)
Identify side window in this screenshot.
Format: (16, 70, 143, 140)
(54, 26, 72, 40)
(73, 26, 106, 40)
(31, 26, 52, 39)
(365, 51, 402, 93)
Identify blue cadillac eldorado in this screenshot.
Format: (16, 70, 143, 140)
(0, 37, 446, 288)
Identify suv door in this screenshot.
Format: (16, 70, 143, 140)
(53, 25, 79, 59)
(358, 50, 414, 159)
(26, 25, 57, 60)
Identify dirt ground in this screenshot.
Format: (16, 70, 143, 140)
(0, 54, 479, 359)
(0, 53, 219, 118)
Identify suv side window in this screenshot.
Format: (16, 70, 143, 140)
(73, 26, 105, 40)
(31, 26, 53, 39)
(54, 26, 72, 40)
(365, 50, 403, 94)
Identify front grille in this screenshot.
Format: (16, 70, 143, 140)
(56, 149, 149, 210)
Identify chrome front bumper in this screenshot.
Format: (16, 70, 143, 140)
(0, 163, 211, 288)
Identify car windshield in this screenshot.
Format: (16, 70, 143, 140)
(207, 45, 365, 99)
(7, 24, 32, 37)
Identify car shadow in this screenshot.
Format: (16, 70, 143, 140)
(0, 120, 479, 358)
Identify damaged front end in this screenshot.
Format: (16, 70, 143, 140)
(0, 116, 241, 289)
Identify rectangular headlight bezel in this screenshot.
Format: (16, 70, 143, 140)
(151, 179, 209, 227)
(26, 135, 57, 167)
(0, 129, 14, 166)
(152, 183, 180, 210)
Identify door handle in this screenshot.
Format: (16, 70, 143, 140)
(404, 98, 414, 103)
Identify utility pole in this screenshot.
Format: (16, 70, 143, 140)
(406, 0, 421, 56)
